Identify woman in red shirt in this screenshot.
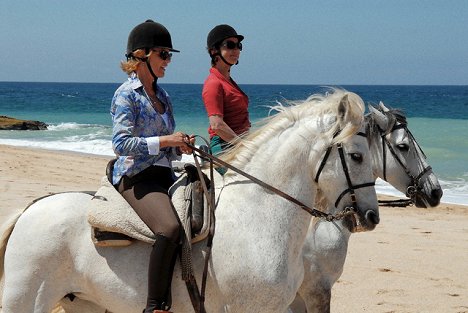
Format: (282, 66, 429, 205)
(202, 24, 250, 155)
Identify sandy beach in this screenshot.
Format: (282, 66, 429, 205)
(0, 144, 467, 312)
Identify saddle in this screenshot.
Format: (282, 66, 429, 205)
(87, 161, 211, 247)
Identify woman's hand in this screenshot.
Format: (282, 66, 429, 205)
(160, 132, 195, 154)
(179, 134, 195, 154)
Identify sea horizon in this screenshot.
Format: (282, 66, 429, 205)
(1, 80, 468, 86)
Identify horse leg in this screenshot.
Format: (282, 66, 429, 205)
(288, 294, 307, 313)
(298, 220, 350, 313)
(297, 278, 331, 313)
(2, 195, 88, 313)
(2, 245, 71, 313)
(2, 275, 66, 313)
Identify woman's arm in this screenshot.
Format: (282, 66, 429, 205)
(208, 115, 238, 142)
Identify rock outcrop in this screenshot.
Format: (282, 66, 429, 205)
(0, 116, 48, 130)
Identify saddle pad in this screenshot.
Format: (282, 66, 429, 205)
(88, 174, 193, 246)
(88, 177, 157, 244)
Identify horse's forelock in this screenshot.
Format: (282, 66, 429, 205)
(391, 109, 407, 125)
(328, 91, 365, 145)
(367, 106, 407, 136)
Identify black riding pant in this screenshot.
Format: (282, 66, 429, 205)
(117, 165, 181, 311)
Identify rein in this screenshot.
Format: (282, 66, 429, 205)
(187, 139, 366, 221)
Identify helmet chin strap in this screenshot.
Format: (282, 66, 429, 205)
(145, 60, 159, 92)
(132, 52, 159, 93)
(217, 53, 238, 66)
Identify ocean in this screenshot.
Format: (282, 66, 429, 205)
(0, 82, 467, 205)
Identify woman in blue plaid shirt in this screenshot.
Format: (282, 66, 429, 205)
(110, 20, 194, 313)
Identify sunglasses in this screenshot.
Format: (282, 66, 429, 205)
(153, 49, 172, 61)
(221, 40, 243, 51)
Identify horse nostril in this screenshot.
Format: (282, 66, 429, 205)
(432, 188, 443, 200)
(366, 210, 380, 225)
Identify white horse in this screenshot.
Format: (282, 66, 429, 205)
(291, 102, 443, 313)
(1, 89, 380, 313)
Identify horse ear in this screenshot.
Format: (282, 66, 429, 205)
(337, 94, 349, 120)
(378, 101, 390, 112)
(368, 104, 389, 131)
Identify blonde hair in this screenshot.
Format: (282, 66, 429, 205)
(120, 49, 155, 74)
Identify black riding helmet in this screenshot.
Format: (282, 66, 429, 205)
(207, 24, 244, 49)
(207, 24, 244, 66)
(125, 20, 179, 93)
(126, 19, 179, 59)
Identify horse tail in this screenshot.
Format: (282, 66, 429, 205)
(0, 210, 24, 280)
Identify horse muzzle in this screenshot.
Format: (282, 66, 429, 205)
(409, 182, 443, 208)
(343, 209, 380, 233)
(413, 188, 443, 207)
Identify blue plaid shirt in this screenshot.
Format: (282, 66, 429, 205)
(110, 74, 180, 185)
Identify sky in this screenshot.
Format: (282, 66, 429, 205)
(1, 0, 467, 85)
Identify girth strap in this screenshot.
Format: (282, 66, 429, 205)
(183, 140, 215, 313)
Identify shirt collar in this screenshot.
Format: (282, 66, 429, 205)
(128, 73, 143, 91)
(210, 67, 231, 83)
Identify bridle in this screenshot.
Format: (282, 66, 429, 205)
(314, 131, 375, 212)
(380, 122, 433, 201)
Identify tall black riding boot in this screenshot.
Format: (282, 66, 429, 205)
(144, 234, 180, 313)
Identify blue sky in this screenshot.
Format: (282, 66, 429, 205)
(1, 0, 467, 85)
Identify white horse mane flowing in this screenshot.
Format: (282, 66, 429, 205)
(222, 90, 366, 169)
(1, 88, 379, 313)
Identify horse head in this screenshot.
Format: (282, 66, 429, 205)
(310, 91, 379, 233)
(367, 102, 443, 207)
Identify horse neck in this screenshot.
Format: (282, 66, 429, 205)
(221, 123, 326, 244)
(235, 121, 325, 203)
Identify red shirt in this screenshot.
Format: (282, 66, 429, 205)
(202, 68, 250, 138)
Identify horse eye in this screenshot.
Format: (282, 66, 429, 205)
(350, 153, 363, 162)
(397, 143, 409, 152)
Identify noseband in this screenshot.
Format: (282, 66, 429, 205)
(314, 131, 375, 210)
(381, 123, 433, 200)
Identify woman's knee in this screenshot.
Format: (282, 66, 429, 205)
(158, 219, 181, 242)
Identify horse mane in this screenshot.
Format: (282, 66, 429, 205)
(221, 88, 365, 168)
(366, 104, 407, 135)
